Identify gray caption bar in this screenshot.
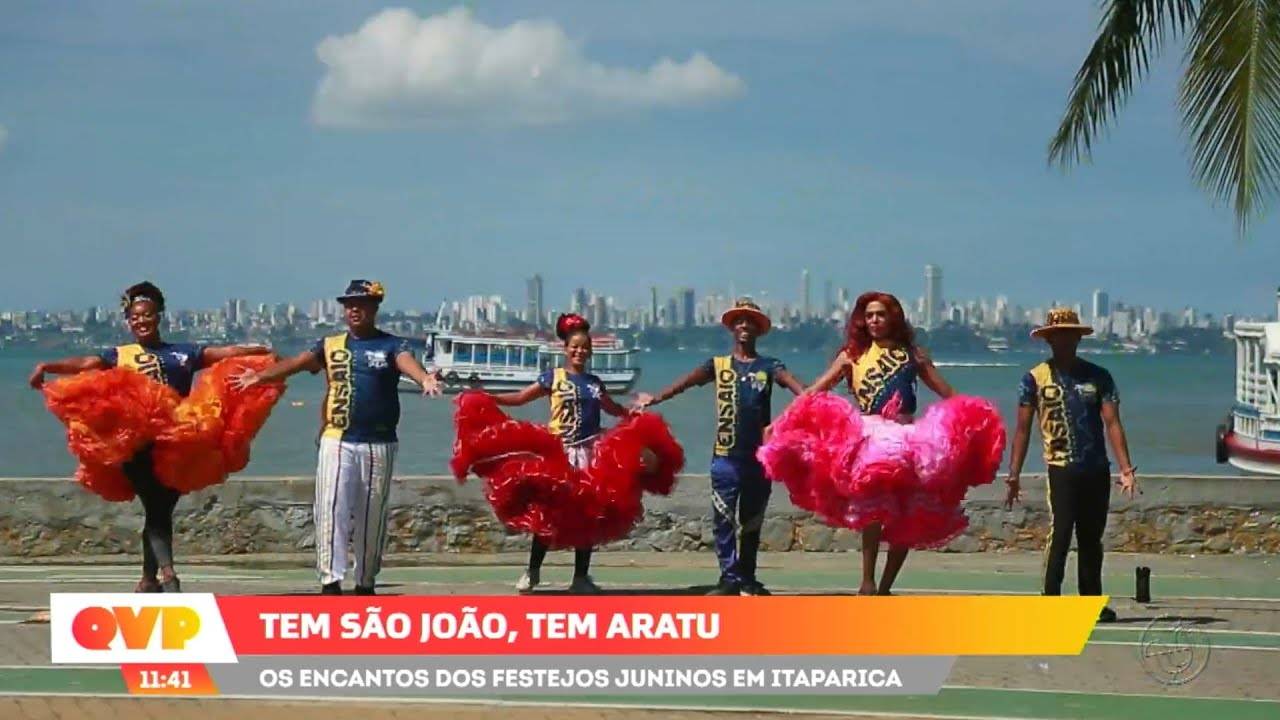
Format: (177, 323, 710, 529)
(210, 655, 954, 697)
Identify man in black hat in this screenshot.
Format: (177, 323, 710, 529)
(235, 280, 440, 595)
(635, 299, 805, 596)
(1007, 308, 1138, 622)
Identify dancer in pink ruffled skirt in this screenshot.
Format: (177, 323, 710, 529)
(758, 292, 1005, 595)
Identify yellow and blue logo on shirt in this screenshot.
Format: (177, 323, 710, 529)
(852, 343, 918, 415)
(1019, 360, 1118, 470)
(316, 331, 409, 443)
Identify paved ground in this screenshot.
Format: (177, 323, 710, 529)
(1, 550, 1278, 719)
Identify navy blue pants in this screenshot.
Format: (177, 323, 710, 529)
(710, 456, 772, 585)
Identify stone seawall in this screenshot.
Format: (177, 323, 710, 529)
(2, 475, 1278, 557)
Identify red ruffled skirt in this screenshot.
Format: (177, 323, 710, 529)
(451, 391, 685, 549)
(42, 355, 285, 501)
(757, 392, 1005, 548)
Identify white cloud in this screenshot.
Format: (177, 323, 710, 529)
(312, 7, 745, 128)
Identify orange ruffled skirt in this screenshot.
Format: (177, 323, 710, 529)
(42, 355, 284, 501)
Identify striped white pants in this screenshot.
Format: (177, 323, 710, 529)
(314, 437, 397, 587)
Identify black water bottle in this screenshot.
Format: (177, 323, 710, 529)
(1135, 566, 1152, 603)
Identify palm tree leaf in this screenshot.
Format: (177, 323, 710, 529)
(1049, 0, 1196, 167)
(1180, 0, 1280, 229)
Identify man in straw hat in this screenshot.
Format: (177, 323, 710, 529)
(235, 279, 441, 596)
(635, 299, 805, 596)
(1007, 308, 1138, 623)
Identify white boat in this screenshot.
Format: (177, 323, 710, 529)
(1217, 312, 1280, 475)
(403, 331, 640, 394)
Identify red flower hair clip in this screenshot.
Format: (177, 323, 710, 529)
(555, 313, 591, 341)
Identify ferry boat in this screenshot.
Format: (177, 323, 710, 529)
(1217, 313, 1280, 475)
(403, 331, 640, 394)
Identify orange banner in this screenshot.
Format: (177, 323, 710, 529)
(218, 595, 1106, 656)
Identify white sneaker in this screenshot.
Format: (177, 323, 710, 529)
(516, 569, 540, 594)
(569, 575, 601, 595)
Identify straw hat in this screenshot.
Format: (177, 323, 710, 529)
(720, 298, 772, 335)
(1031, 307, 1094, 338)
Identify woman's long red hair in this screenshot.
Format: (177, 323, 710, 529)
(843, 291, 915, 360)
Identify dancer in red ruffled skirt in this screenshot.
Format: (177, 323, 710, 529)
(29, 282, 281, 592)
(759, 292, 1005, 595)
(452, 314, 684, 595)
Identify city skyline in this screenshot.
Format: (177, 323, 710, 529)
(3, 263, 1243, 345)
(1, 261, 1255, 323)
(3, 3, 1280, 317)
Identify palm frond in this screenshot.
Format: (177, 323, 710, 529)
(1049, 0, 1197, 167)
(1180, 0, 1280, 230)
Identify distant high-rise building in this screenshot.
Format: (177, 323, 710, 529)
(1182, 306, 1198, 328)
(1224, 313, 1236, 332)
(924, 265, 942, 330)
(226, 299, 248, 327)
(1143, 307, 1160, 335)
(837, 287, 850, 313)
(650, 287, 659, 327)
(1112, 309, 1134, 339)
(526, 274, 544, 329)
(993, 296, 1010, 329)
(801, 269, 811, 320)
(591, 294, 608, 328)
(823, 279, 833, 318)
(680, 288, 696, 329)
(1092, 290, 1111, 322)
(571, 288, 589, 316)
(664, 298, 679, 328)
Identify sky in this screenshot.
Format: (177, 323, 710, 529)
(1, 0, 1277, 318)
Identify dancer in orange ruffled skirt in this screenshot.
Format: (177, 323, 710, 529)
(30, 282, 279, 592)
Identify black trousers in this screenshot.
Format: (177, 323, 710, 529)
(528, 539, 592, 578)
(1043, 466, 1111, 596)
(122, 449, 181, 576)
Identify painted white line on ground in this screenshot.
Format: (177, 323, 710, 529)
(941, 684, 1280, 703)
(1169, 595, 1280, 604)
(0, 664, 102, 669)
(1090, 640, 1280, 652)
(1092, 626, 1280, 638)
(0, 575, 265, 583)
(0, 690, 1110, 720)
(0, 689, 1273, 719)
(867, 588, 1280, 602)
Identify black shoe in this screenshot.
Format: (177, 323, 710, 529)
(160, 571, 181, 594)
(739, 581, 771, 596)
(706, 579, 741, 596)
(1098, 607, 1118, 623)
(135, 577, 162, 594)
(354, 585, 376, 596)
(321, 582, 342, 596)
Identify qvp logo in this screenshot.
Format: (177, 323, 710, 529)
(72, 604, 200, 651)
(51, 594, 237, 664)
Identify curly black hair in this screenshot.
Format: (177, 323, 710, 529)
(121, 281, 166, 313)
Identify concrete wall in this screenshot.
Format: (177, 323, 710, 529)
(2, 475, 1279, 558)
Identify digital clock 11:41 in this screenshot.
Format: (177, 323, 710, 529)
(137, 669, 192, 690)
